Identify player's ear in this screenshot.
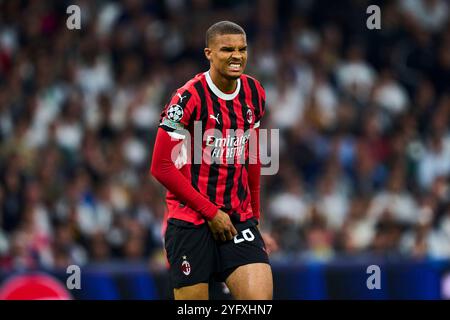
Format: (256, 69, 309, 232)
(204, 47, 212, 61)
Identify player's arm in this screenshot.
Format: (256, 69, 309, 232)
(248, 80, 266, 221)
(248, 128, 278, 253)
(153, 88, 237, 240)
(248, 96, 279, 253)
(248, 127, 261, 220)
(150, 128, 218, 219)
(150, 128, 237, 240)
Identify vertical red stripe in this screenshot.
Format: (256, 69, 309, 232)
(213, 98, 231, 207)
(230, 97, 245, 211)
(197, 77, 216, 197)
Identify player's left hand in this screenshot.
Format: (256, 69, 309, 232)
(208, 210, 238, 242)
(261, 232, 278, 255)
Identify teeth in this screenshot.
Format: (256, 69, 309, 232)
(230, 64, 240, 68)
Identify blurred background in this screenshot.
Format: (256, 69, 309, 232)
(0, 0, 450, 299)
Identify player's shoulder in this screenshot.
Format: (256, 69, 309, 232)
(176, 73, 205, 97)
(241, 73, 265, 92)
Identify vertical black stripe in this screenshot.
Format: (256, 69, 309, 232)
(245, 78, 261, 174)
(191, 81, 206, 191)
(241, 77, 260, 204)
(236, 80, 250, 202)
(178, 90, 192, 111)
(187, 106, 197, 125)
(261, 92, 266, 116)
(246, 77, 261, 123)
(223, 100, 237, 211)
(206, 86, 223, 204)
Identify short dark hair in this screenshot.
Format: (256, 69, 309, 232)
(206, 21, 246, 47)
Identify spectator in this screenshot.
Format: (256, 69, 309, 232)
(0, 0, 449, 267)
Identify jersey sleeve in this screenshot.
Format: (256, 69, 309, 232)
(159, 88, 197, 139)
(150, 128, 219, 220)
(254, 82, 266, 129)
(248, 128, 261, 220)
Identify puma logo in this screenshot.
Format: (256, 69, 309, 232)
(209, 113, 220, 124)
(177, 93, 187, 103)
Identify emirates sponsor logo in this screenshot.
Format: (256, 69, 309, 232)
(168, 121, 280, 175)
(205, 131, 250, 161)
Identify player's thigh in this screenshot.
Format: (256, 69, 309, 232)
(174, 283, 209, 300)
(165, 220, 218, 299)
(217, 221, 272, 299)
(225, 263, 273, 300)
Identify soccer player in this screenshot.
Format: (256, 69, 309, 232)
(151, 21, 274, 300)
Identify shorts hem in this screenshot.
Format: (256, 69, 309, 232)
(215, 260, 270, 282)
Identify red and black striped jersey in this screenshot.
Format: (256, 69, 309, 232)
(158, 71, 266, 225)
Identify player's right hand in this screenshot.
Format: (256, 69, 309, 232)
(208, 210, 238, 242)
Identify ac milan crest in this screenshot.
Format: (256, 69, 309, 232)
(181, 256, 191, 276)
(246, 108, 253, 124)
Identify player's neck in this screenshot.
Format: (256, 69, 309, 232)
(209, 68, 237, 93)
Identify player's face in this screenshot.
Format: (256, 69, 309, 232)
(205, 34, 247, 80)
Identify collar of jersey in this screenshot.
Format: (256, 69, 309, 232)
(204, 70, 241, 101)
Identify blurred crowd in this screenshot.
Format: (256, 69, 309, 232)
(0, 0, 449, 272)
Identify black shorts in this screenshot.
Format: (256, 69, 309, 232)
(164, 214, 269, 289)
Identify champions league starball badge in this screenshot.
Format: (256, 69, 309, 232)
(167, 104, 184, 123)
